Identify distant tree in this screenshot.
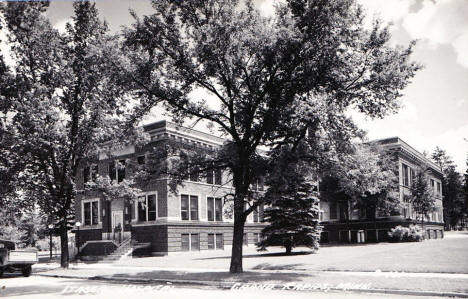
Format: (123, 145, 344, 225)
(0, 2, 137, 268)
(463, 157, 468, 228)
(123, 0, 420, 273)
(18, 207, 47, 248)
(258, 144, 321, 254)
(407, 168, 435, 229)
(431, 147, 465, 230)
(431, 147, 454, 171)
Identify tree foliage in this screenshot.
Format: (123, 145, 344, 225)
(0, 2, 134, 267)
(431, 147, 466, 229)
(122, 0, 420, 272)
(258, 143, 321, 254)
(320, 143, 400, 221)
(406, 167, 435, 227)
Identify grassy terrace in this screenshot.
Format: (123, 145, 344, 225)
(113, 231, 468, 274)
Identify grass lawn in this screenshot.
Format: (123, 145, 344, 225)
(118, 231, 468, 274)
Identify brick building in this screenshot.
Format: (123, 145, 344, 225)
(319, 137, 445, 243)
(75, 120, 266, 257)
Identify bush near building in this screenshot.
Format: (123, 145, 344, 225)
(388, 225, 424, 242)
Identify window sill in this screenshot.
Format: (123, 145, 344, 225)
(80, 224, 102, 230)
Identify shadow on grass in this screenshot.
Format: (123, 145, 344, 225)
(105, 270, 312, 283)
(251, 263, 307, 271)
(194, 250, 314, 261)
(320, 242, 389, 247)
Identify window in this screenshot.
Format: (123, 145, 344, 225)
(191, 234, 200, 251)
(329, 202, 338, 220)
(252, 178, 265, 191)
(215, 198, 223, 221)
(437, 182, 441, 194)
(207, 197, 223, 221)
(410, 168, 415, 186)
(84, 202, 91, 225)
(258, 177, 264, 191)
(207, 233, 224, 250)
(215, 233, 223, 249)
(137, 155, 145, 166)
(109, 160, 126, 183)
(207, 169, 214, 184)
(339, 202, 348, 221)
(253, 233, 260, 244)
(181, 233, 199, 251)
(181, 234, 190, 251)
(207, 169, 222, 185)
(117, 160, 125, 183)
(243, 233, 248, 246)
(83, 199, 99, 226)
(208, 233, 215, 249)
(190, 196, 198, 220)
(137, 194, 157, 222)
(431, 179, 435, 188)
(402, 164, 409, 187)
(83, 164, 98, 184)
(253, 206, 259, 223)
(181, 195, 199, 220)
(215, 169, 222, 185)
(181, 195, 189, 220)
(189, 167, 199, 182)
(109, 161, 116, 181)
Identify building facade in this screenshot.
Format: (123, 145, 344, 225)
(75, 121, 265, 256)
(319, 137, 445, 243)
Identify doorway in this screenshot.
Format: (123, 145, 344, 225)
(111, 211, 124, 243)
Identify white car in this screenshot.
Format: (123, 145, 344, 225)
(0, 240, 38, 277)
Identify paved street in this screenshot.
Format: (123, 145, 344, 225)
(0, 275, 452, 299)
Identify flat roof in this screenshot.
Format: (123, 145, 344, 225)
(371, 137, 443, 175)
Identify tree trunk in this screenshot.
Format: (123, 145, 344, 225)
(59, 220, 69, 268)
(285, 235, 293, 254)
(229, 213, 245, 273)
(421, 217, 425, 239)
(347, 200, 351, 243)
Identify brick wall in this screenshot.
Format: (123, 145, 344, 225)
(80, 241, 117, 256)
(132, 225, 168, 252)
(76, 229, 102, 248)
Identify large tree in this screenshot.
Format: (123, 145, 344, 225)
(122, 0, 420, 273)
(0, 2, 132, 267)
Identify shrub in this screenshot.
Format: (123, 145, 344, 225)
(388, 225, 423, 242)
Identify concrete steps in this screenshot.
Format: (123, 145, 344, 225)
(99, 239, 133, 263)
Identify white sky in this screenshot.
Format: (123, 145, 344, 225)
(2, 0, 467, 172)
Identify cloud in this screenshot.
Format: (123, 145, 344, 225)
(350, 102, 468, 172)
(254, 0, 285, 17)
(0, 12, 14, 67)
(357, 0, 415, 27)
(453, 32, 468, 68)
(456, 98, 466, 107)
(402, 0, 468, 68)
(53, 18, 71, 34)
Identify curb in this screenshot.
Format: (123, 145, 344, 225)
(35, 273, 468, 298)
